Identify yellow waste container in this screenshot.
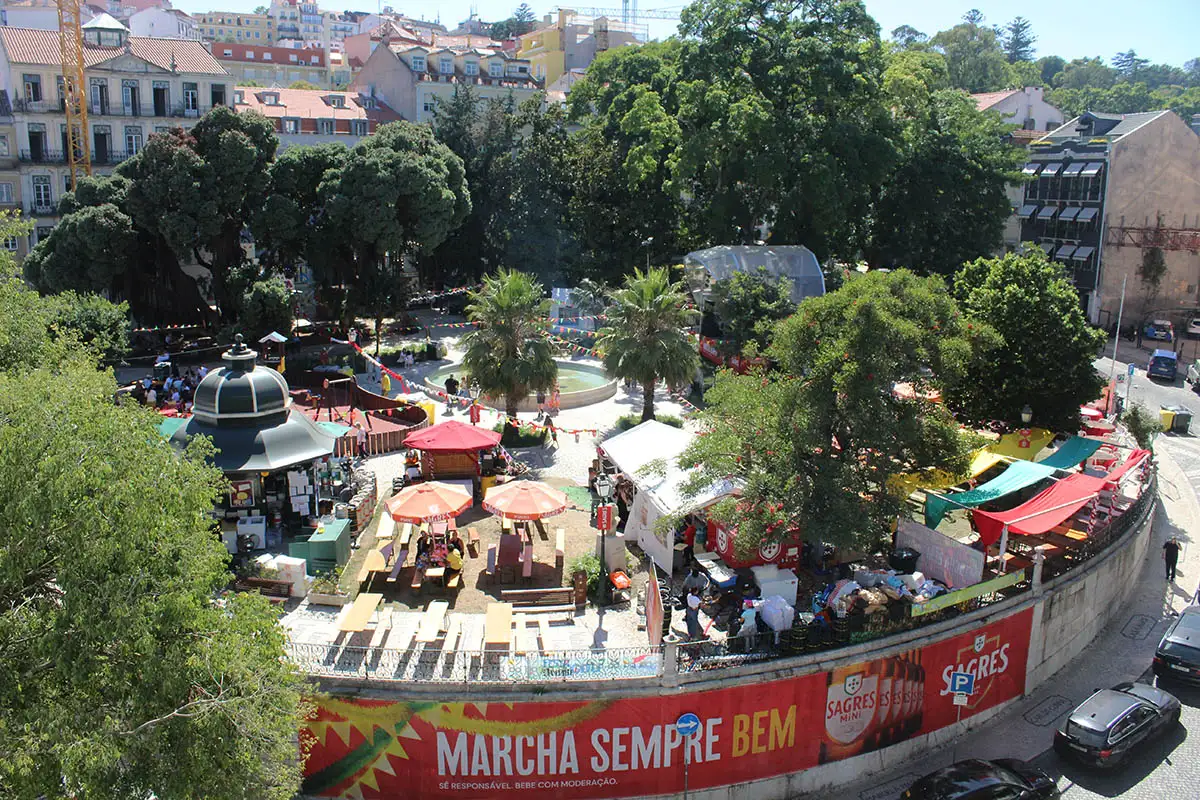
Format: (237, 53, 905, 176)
(418, 400, 436, 426)
(1160, 408, 1176, 432)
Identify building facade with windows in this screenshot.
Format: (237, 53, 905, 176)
(233, 84, 399, 148)
(195, 10, 274, 44)
(1016, 110, 1200, 325)
(127, 7, 199, 40)
(0, 16, 230, 251)
(213, 42, 331, 88)
(517, 9, 641, 87)
(349, 38, 538, 124)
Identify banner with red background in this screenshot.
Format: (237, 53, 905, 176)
(300, 609, 1032, 799)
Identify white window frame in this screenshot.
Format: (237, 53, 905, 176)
(410, 55, 426, 71)
(124, 127, 142, 154)
(0, 182, 13, 203)
(31, 175, 52, 210)
(489, 61, 503, 78)
(464, 61, 478, 76)
(439, 56, 453, 74)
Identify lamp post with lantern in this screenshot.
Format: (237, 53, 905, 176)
(594, 472, 615, 606)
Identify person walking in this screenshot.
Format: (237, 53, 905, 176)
(536, 388, 547, 420)
(355, 422, 368, 460)
(1164, 536, 1182, 582)
(444, 374, 460, 413)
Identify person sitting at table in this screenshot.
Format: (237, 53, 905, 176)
(445, 546, 463, 582)
(448, 533, 465, 556)
(415, 534, 431, 567)
(431, 540, 448, 565)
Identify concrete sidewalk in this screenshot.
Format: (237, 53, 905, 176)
(819, 446, 1200, 800)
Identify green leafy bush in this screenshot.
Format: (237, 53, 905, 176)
(494, 420, 547, 447)
(615, 413, 683, 432)
(568, 552, 602, 597)
(1122, 403, 1159, 449)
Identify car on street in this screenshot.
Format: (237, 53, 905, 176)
(1187, 358, 1200, 390)
(1188, 318, 1200, 339)
(1145, 319, 1175, 342)
(1148, 349, 1178, 381)
(900, 758, 1059, 800)
(1052, 682, 1181, 767)
(1153, 604, 1200, 684)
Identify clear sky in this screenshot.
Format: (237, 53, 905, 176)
(172, 0, 1199, 68)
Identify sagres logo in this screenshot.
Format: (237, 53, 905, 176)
(940, 631, 1012, 705)
(825, 669, 877, 745)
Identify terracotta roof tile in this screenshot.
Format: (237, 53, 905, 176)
(214, 42, 326, 68)
(0, 26, 226, 75)
(970, 89, 1019, 111)
(234, 86, 401, 123)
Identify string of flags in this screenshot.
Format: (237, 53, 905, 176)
(130, 322, 206, 334)
(409, 285, 477, 304)
(347, 341, 603, 438)
(545, 333, 604, 358)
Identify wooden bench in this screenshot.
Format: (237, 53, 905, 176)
(485, 544, 497, 585)
(503, 587, 575, 604)
(234, 577, 292, 603)
(446, 571, 462, 590)
(399, 522, 414, 548)
(467, 527, 480, 557)
(411, 568, 424, 592)
(387, 549, 409, 583)
(369, 608, 393, 648)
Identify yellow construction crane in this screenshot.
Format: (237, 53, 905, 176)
(57, 0, 91, 189)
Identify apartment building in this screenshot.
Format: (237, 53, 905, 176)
(233, 84, 398, 148)
(350, 36, 538, 123)
(212, 42, 330, 88)
(342, 19, 430, 73)
(970, 88, 1066, 252)
(268, 0, 358, 51)
(196, 10, 274, 44)
(0, 15, 230, 249)
(128, 6, 198, 39)
(0, 98, 27, 258)
(1017, 110, 1200, 324)
(518, 9, 641, 86)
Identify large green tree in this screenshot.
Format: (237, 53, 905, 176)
(318, 122, 470, 328)
(598, 267, 699, 422)
(949, 251, 1105, 432)
(683, 270, 987, 551)
(930, 14, 1011, 92)
(867, 88, 1024, 275)
(0, 246, 306, 798)
(710, 268, 795, 354)
(461, 269, 558, 417)
(1001, 17, 1037, 64)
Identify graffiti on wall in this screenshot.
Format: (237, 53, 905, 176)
(300, 609, 1032, 799)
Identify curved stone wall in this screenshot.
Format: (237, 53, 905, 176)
(300, 480, 1157, 800)
(423, 360, 618, 411)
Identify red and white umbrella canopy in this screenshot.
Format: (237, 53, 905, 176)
(1079, 405, 1104, 421)
(385, 481, 472, 523)
(483, 480, 569, 521)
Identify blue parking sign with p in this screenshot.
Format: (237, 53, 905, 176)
(949, 671, 975, 695)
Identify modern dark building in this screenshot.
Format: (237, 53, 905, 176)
(1017, 110, 1200, 325)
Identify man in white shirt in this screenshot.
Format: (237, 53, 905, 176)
(146, 387, 157, 407)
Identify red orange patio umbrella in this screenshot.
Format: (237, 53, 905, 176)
(483, 480, 569, 521)
(385, 481, 472, 523)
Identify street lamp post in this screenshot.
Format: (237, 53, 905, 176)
(641, 237, 654, 271)
(594, 472, 614, 606)
(1020, 404, 1033, 426)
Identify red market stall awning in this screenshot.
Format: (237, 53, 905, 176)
(1104, 449, 1151, 484)
(973, 473, 1109, 546)
(403, 419, 501, 453)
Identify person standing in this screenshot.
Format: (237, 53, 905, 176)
(1164, 536, 1182, 582)
(536, 388, 547, 420)
(684, 588, 704, 640)
(381, 371, 391, 397)
(444, 374, 459, 412)
(355, 422, 368, 460)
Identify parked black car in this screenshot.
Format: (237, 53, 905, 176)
(1053, 682, 1180, 767)
(900, 759, 1059, 800)
(1153, 605, 1200, 684)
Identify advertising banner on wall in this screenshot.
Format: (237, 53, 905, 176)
(300, 609, 1032, 799)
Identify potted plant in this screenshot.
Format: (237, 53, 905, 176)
(306, 566, 350, 606)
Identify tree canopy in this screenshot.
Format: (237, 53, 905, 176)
(710, 268, 795, 354)
(0, 220, 306, 799)
(684, 270, 986, 552)
(948, 250, 1105, 433)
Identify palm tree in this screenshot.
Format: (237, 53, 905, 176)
(598, 267, 700, 422)
(461, 269, 558, 418)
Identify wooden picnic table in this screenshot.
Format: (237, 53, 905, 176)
(356, 549, 388, 584)
(485, 602, 513, 649)
(425, 566, 446, 586)
(339, 592, 383, 633)
(416, 600, 450, 643)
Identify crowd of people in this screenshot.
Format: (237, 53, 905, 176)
(414, 528, 466, 586)
(129, 364, 209, 414)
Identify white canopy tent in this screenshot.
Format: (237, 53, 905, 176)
(684, 244, 826, 304)
(599, 420, 737, 574)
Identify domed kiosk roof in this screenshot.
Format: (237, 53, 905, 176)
(170, 335, 335, 473)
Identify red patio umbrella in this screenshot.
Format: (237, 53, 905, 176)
(385, 481, 472, 523)
(403, 419, 501, 452)
(483, 480, 569, 521)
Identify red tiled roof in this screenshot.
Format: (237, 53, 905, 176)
(970, 89, 1019, 111)
(0, 26, 227, 75)
(214, 42, 326, 68)
(432, 34, 503, 50)
(234, 86, 401, 123)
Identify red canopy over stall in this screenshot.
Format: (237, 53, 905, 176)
(972, 473, 1109, 546)
(403, 419, 501, 452)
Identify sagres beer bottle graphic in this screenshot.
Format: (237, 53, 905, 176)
(819, 661, 880, 763)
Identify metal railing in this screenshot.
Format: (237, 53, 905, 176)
(286, 641, 662, 684)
